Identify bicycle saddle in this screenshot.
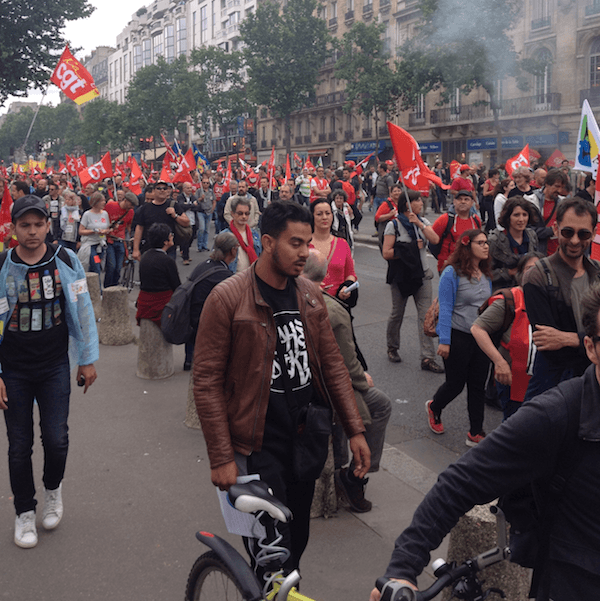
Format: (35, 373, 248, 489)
(228, 481, 293, 523)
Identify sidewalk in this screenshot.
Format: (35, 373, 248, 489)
(0, 297, 450, 601)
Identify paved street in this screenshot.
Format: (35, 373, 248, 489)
(0, 211, 503, 600)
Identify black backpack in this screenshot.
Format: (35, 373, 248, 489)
(428, 214, 454, 259)
(161, 265, 223, 345)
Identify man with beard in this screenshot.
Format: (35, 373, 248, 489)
(523, 196, 600, 400)
(194, 200, 369, 579)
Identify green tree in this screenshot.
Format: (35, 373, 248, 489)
(0, 108, 36, 161)
(0, 0, 95, 106)
(335, 21, 402, 158)
(189, 47, 248, 157)
(77, 98, 131, 156)
(125, 56, 194, 141)
(395, 0, 548, 152)
(240, 0, 330, 157)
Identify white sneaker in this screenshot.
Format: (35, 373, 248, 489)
(42, 484, 63, 530)
(15, 510, 38, 548)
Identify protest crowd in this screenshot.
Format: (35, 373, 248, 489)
(2, 128, 600, 601)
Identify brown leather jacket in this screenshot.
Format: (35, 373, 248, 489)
(193, 264, 365, 469)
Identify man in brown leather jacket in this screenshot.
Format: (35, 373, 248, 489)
(194, 200, 370, 576)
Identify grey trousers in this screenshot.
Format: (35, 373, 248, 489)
(333, 386, 392, 472)
(386, 275, 435, 361)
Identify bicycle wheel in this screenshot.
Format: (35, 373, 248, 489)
(185, 551, 254, 601)
(120, 260, 135, 292)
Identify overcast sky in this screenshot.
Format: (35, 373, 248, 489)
(1, 0, 145, 115)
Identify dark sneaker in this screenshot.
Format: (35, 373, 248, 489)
(421, 358, 445, 373)
(183, 362, 192, 371)
(426, 400, 444, 434)
(335, 467, 372, 513)
(387, 350, 402, 363)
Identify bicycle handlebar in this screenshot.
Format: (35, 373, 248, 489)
(375, 506, 511, 601)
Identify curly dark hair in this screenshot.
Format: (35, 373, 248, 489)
(445, 228, 492, 280)
(498, 196, 536, 231)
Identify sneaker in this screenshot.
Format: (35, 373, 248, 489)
(42, 484, 63, 530)
(426, 400, 444, 434)
(466, 432, 486, 447)
(183, 361, 192, 371)
(335, 467, 372, 513)
(14, 510, 37, 548)
(421, 358, 445, 374)
(387, 350, 402, 363)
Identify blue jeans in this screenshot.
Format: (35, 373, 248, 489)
(523, 352, 577, 403)
(3, 357, 71, 515)
(197, 212, 212, 250)
(373, 196, 387, 214)
(104, 241, 125, 287)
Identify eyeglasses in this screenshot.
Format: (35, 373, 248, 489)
(559, 227, 593, 241)
(473, 240, 489, 247)
(235, 211, 250, 217)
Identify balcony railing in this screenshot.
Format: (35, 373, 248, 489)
(531, 16, 551, 29)
(429, 93, 561, 125)
(316, 91, 346, 106)
(303, 135, 312, 144)
(270, 138, 277, 146)
(344, 130, 354, 141)
(329, 132, 337, 141)
(363, 3, 373, 14)
(581, 87, 600, 107)
(329, 17, 338, 27)
(379, 0, 391, 9)
(260, 140, 267, 148)
(378, 125, 388, 136)
(362, 128, 372, 138)
(586, 1, 600, 15)
(318, 133, 327, 142)
(345, 10, 354, 21)
(409, 112, 426, 127)
(295, 136, 303, 145)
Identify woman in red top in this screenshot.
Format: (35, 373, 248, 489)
(309, 200, 356, 303)
(375, 184, 402, 249)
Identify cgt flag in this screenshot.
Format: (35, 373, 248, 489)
(505, 144, 530, 177)
(51, 46, 99, 105)
(387, 122, 449, 193)
(79, 152, 113, 187)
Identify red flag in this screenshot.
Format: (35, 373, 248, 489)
(0, 183, 14, 251)
(78, 152, 113, 187)
(128, 157, 144, 194)
(58, 162, 68, 175)
(505, 144, 530, 177)
(293, 153, 303, 168)
(74, 155, 88, 172)
(450, 160, 461, 180)
(160, 134, 177, 163)
(387, 122, 449, 193)
(50, 46, 99, 105)
(65, 153, 77, 176)
(304, 159, 315, 171)
(159, 161, 173, 183)
(173, 149, 195, 183)
(224, 158, 232, 192)
(285, 154, 291, 182)
(267, 146, 275, 182)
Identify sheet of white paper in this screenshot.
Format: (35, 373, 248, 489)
(216, 474, 266, 538)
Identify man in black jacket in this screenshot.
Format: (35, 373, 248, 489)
(523, 196, 600, 401)
(371, 281, 600, 601)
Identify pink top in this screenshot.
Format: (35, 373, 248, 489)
(311, 236, 356, 294)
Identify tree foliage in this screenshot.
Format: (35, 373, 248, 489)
(240, 0, 330, 155)
(335, 22, 403, 147)
(0, 0, 95, 106)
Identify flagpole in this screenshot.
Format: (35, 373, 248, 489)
(22, 88, 48, 153)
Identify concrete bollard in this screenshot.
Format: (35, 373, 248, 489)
(443, 502, 530, 601)
(136, 319, 174, 379)
(185, 372, 201, 429)
(310, 438, 337, 519)
(98, 286, 134, 346)
(86, 272, 102, 321)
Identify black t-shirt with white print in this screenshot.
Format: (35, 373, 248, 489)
(256, 275, 315, 449)
(0, 245, 69, 372)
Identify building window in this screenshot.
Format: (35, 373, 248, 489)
(119, 57, 123, 84)
(534, 48, 552, 104)
(212, 0, 216, 36)
(297, 121, 302, 137)
(330, 116, 336, 132)
(153, 32, 163, 61)
(176, 18, 187, 56)
(450, 88, 461, 115)
(531, 0, 550, 29)
(590, 38, 600, 88)
(143, 39, 151, 66)
(165, 25, 175, 62)
(133, 45, 142, 72)
(382, 20, 390, 55)
(331, 1, 337, 17)
(346, 113, 352, 131)
(347, 0, 354, 9)
(200, 5, 208, 43)
(320, 117, 326, 134)
(415, 93, 425, 119)
(123, 53, 128, 81)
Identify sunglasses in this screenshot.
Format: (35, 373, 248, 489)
(559, 227, 593, 241)
(155, 186, 169, 191)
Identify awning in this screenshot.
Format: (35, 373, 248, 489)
(307, 149, 330, 156)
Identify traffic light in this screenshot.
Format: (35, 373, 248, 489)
(232, 141, 237, 153)
(139, 138, 145, 150)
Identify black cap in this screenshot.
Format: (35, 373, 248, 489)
(12, 195, 49, 223)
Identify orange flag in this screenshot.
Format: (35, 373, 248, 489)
(285, 154, 291, 182)
(50, 46, 99, 105)
(0, 184, 13, 251)
(79, 152, 113, 187)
